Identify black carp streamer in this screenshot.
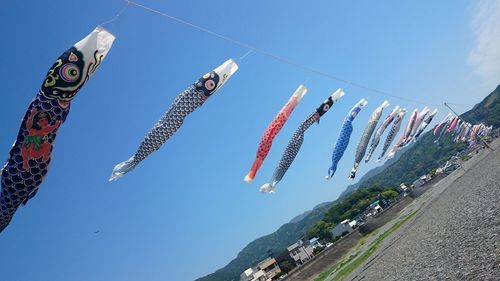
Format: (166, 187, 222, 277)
(260, 89, 345, 193)
(110, 59, 238, 180)
(0, 27, 115, 232)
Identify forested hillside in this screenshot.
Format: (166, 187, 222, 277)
(196, 85, 499, 281)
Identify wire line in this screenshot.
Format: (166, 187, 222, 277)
(124, 0, 458, 107)
(99, 1, 130, 27)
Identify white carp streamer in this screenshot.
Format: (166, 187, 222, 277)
(408, 106, 429, 141)
(413, 108, 438, 141)
(379, 108, 407, 161)
(348, 100, 389, 179)
(365, 105, 400, 162)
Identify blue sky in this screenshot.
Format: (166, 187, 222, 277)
(1, 1, 499, 280)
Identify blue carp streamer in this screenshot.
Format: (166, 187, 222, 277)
(260, 89, 345, 193)
(0, 27, 115, 232)
(326, 98, 368, 180)
(110, 59, 238, 181)
(348, 100, 389, 179)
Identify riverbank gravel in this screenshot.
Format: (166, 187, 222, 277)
(347, 142, 500, 281)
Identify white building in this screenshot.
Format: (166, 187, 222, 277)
(240, 257, 281, 281)
(397, 183, 409, 193)
(286, 240, 314, 265)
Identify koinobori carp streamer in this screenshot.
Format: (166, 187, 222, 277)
(454, 121, 467, 142)
(460, 123, 471, 142)
(433, 113, 452, 135)
(244, 85, 307, 182)
(447, 116, 459, 133)
(409, 106, 429, 141)
(0, 27, 115, 232)
(387, 109, 418, 159)
(434, 118, 452, 144)
(326, 98, 368, 180)
(260, 89, 345, 193)
(452, 119, 462, 135)
(378, 108, 407, 161)
(365, 105, 400, 163)
(348, 100, 389, 179)
(110, 59, 238, 181)
(399, 108, 418, 148)
(413, 108, 437, 140)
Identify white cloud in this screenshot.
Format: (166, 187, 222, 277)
(468, 0, 500, 85)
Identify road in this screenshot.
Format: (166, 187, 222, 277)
(346, 139, 500, 281)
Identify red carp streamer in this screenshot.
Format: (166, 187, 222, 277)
(245, 85, 307, 182)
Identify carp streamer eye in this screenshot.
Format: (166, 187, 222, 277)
(204, 79, 216, 91)
(323, 104, 330, 112)
(59, 63, 80, 83)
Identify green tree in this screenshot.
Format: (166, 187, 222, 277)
(307, 221, 333, 241)
(278, 260, 295, 274)
(430, 168, 437, 177)
(313, 246, 324, 255)
(354, 198, 372, 210)
(381, 189, 399, 199)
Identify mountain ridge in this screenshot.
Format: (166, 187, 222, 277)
(196, 85, 499, 281)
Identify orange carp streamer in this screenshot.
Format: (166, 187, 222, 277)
(244, 85, 307, 182)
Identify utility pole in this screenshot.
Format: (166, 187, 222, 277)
(443, 102, 493, 150)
